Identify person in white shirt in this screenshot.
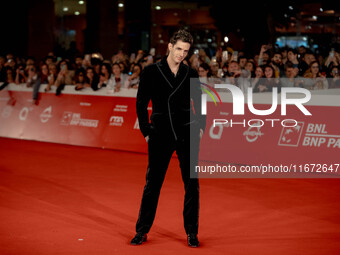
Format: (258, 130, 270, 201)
(107, 62, 128, 92)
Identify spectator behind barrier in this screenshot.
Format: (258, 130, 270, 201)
(251, 66, 264, 89)
(244, 61, 256, 78)
(39, 64, 49, 84)
(303, 60, 329, 90)
(329, 66, 340, 89)
(15, 63, 27, 84)
(125, 63, 141, 89)
(281, 61, 304, 88)
(107, 62, 128, 93)
(0, 56, 6, 82)
(85, 66, 99, 91)
(45, 63, 58, 92)
(270, 52, 284, 78)
(198, 63, 211, 84)
(287, 48, 300, 71)
(96, 62, 112, 90)
(74, 68, 86, 90)
(55, 59, 74, 95)
(0, 67, 15, 90)
(253, 65, 280, 93)
(26, 65, 41, 104)
(299, 50, 316, 76)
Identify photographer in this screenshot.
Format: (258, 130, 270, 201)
(15, 64, 27, 84)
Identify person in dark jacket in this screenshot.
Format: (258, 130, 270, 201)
(131, 30, 206, 248)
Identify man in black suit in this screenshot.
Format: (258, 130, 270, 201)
(131, 30, 206, 247)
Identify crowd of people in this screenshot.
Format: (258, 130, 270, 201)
(193, 44, 340, 93)
(0, 43, 339, 104)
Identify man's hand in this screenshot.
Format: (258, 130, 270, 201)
(200, 129, 204, 139)
(145, 135, 149, 143)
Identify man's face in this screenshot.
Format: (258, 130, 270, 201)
(168, 40, 190, 64)
(304, 54, 315, 65)
(272, 54, 282, 64)
(288, 51, 296, 61)
(285, 67, 294, 78)
(112, 65, 120, 76)
(75, 57, 83, 66)
(228, 62, 240, 73)
(239, 58, 247, 68)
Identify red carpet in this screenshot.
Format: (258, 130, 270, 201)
(1, 137, 340, 255)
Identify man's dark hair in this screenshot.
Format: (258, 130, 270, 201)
(287, 48, 298, 55)
(169, 30, 193, 46)
(284, 61, 294, 70)
(273, 51, 282, 57)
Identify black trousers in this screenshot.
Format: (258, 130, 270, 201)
(135, 129, 200, 234)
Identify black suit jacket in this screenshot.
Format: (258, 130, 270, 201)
(136, 57, 206, 140)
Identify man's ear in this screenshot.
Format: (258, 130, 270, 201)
(168, 43, 173, 52)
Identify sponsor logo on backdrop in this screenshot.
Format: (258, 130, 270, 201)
(134, 118, 140, 129)
(61, 112, 73, 125)
(60, 111, 98, 127)
(19, 107, 32, 121)
(243, 122, 264, 142)
(278, 122, 304, 147)
(302, 123, 340, 149)
(208, 113, 230, 140)
(109, 116, 124, 126)
(113, 105, 128, 112)
(80, 102, 91, 107)
(1, 105, 13, 118)
(40, 106, 52, 123)
(278, 123, 340, 149)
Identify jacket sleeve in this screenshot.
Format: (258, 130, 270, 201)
(136, 67, 152, 137)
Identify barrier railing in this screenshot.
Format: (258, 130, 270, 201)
(1, 83, 339, 170)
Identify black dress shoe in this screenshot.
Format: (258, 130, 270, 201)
(130, 232, 147, 245)
(187, 233, 200, 247)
